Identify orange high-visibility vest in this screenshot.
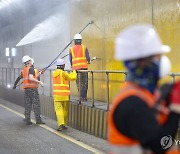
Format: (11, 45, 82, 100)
(108, 82, 168, 146)
(70, 44, 88, 70)
(22, 66, 38, 89)
(53, 70, 70, 96)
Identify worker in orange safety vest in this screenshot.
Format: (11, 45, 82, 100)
(69, 33, 90, 102)
(52, 59, 77, 131)
(107, 24, 180, 154)
(13, 55, 45, 125)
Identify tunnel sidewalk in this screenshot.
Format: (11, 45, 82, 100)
(0, 98, 109, 153)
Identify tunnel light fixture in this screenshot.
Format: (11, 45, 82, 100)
(11, 48, 16, 56)
(5, 48, 10, 56)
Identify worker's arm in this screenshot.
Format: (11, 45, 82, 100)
(13, 73, 23, 89)
(63, 71, 77, 81)
(69, 51, 72, 66)
(113, 96, 179, 154)
(28, 67, 43, 85)
(86, 48, 90, 64)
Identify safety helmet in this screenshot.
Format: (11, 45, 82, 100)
(56, 59, 65, 65)
(22, 55, 31, 63)
(115, 24, 171, 61)
(74, 33, 82, 40)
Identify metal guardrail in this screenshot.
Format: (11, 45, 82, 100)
(0, 67, 180, 110)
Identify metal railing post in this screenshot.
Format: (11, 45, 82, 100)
(14, 68, 16, 85)
(6, 68, 7, 86)
(78, 71, 81, 104)
(106, 72, 110, 110)
(50, 70, 52, 97)
(91, 71, 94, 107)
(171, 73, 176, 83)
(2, 67, 3, 85)
(42, 73, 45, 95)
(124, 72, 128, 82)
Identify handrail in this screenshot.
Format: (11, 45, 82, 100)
(1, 67, 180, 111)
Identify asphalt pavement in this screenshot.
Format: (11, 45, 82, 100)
(0, 98, 109, 154)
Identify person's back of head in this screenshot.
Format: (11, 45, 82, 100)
(115, 24, 171, 93)
(31, 58, 35, 68)
(56, 59, 65, 70)
(22, 55, 32, 66)
(74, 33, 82, 45)
(115, 24, 170, 61)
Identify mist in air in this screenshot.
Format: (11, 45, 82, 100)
(16, 14, 65, 46)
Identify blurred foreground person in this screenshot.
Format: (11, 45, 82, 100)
(108, 24, 180, 154)
(52, 59, 76, 131)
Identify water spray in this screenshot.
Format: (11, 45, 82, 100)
(42, 20, 94, 72)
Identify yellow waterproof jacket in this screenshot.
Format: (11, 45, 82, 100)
(53, 69, 77, 101)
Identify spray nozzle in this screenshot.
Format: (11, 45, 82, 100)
(90, 57, 101, 62)
(89, 20, 94, 24)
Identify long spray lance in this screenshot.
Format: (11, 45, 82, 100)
(42, 20, 94, 72)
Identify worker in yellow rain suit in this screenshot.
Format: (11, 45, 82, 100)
(52, 58, 77, 131)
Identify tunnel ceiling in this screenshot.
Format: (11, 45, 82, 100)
(0, 0, 65, 28)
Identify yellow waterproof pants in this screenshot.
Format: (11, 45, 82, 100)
(54, 101, 69, 127)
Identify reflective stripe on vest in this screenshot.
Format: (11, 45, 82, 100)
(22, 66, 38, 89)
(53, 70, 70, 96)
(108, 82, 168, 146)
(70, 45, 88, 70)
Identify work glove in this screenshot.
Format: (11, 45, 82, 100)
(39, 70, 45, 75)
(153, 83, 173, 114)
(39, 81, 44, 87)
(169, 81, 180, 114)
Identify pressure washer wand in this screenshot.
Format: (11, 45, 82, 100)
(42, 20, 94, 72)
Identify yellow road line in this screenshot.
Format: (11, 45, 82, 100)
(0, 103, 104, 154)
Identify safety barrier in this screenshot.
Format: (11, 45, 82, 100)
(0, 67, 178, 109)
(0, 67, 180, 139)
(0, 67, 128, 110)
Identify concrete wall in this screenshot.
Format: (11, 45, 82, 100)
(0, 0, 179, 102)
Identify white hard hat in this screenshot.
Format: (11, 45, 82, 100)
(115, 24, 171, 61)
(22, 55, 31, 63)
(31, 58, 34, 64)
(56, 59, 65, 65)
(74, 33, 82, 40)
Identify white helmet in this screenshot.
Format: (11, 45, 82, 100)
(56, 59, 65, 65)
(22, 55, 31, 63)
(74, 33, 82, 40)
(115, 24, 171, 61)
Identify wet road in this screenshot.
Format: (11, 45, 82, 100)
(0, 104, 102, 154)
